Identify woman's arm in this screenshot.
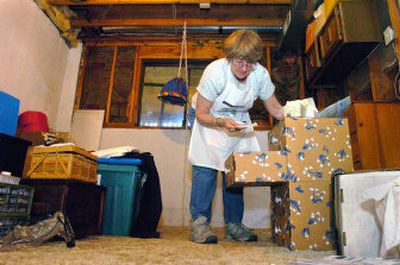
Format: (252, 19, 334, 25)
(263, 95, 284, 121)
(195, 94, 240, 131)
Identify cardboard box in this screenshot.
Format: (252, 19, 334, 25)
(225, 151, 287, 187)
(271, 181, 334, 251)
(225, 117, 353, 250)
(268, 117, 354, 182)
(17, 132, 45, 146)
(17, 131, 71, 147)
(227, 117, 353, 186)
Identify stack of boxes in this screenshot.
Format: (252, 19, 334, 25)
(226, 117, 353, 250)
(21, 144, 104, 239)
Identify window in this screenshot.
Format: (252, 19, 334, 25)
(139, 60, 206, 128)
(79, 45, 136, 123)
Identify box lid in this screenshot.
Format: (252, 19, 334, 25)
(32, 144, 97, 160)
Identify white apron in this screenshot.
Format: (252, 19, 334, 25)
(188, 70, 260, 171)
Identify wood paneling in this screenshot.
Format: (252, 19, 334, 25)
(368, 45, 399, 101)
(349, 102, 400, 170)
(387, 0, 400, 62)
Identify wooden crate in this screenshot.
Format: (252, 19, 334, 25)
(26, 145, 98, 183)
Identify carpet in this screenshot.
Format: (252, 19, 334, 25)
(0, 227, 333, 265)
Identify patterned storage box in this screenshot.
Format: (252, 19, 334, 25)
(26, 145, 98, 183)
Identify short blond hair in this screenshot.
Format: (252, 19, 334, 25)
(223, 29, 263, 63)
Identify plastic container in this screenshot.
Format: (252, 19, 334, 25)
(98, 163, 144, 236)
(0, 91, 20, 136)
(0, 183, 34, 217)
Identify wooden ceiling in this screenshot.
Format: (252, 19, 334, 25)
(35, 0, 292, 47)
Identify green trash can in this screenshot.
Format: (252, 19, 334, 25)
(98, 163, 145, 236)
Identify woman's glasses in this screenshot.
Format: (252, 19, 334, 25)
(232, 58, 255, 70)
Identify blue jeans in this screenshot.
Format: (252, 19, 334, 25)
(190, 165, 244, 224)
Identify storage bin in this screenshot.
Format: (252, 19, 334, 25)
(0, 91, 20, 137)
(0, 182, 33, 238)
(0, 215, 30, 237)
(26, 145, 98, 183)
(19, 179, 106, 239)
(17, 111, 49, 133)
(98, 163, 145, 236)
(0, 183, 34, 217)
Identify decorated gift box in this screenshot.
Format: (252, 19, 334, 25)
(226, 117, 353, 185)
(225, 117, 354, 251)
(271, 181, 334, 251)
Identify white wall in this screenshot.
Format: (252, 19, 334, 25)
(0, 0, 273, 229)
(0, 0, 74, 129)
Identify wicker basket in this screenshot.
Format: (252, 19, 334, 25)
(26, 145, 98, 183)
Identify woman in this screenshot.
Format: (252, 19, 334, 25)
(188, 29, 284, 244)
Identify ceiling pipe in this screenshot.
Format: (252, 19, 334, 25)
(50, 0, 292, 5)
(101, 25, 283, 34)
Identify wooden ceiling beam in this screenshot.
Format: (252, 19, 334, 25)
(49, 0, 292, 5)
(71, 18, 284, 27)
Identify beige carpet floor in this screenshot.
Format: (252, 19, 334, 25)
(0, 227, 333, 265)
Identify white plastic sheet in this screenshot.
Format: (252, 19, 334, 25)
(364, 177, 400, 257)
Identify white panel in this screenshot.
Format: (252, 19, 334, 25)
(340, 171, 400, 203)
(336, 171, 400, 257)
(71, 110, 105, 151)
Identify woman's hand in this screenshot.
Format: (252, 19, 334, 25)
(263, 95, 284, 121)
(217, 118, 245, 132)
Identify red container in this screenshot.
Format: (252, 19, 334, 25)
(17, 111, 49, 133)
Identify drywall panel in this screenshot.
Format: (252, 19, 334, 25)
(71, 110, 105, 152)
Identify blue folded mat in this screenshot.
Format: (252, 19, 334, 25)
(97, 157, 143, 166)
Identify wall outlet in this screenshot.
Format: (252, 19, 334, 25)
(383, 26, 395, 46)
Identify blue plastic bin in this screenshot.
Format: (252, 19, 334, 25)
(98, 162, 144, 236)
(0, 91, 20, 136)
